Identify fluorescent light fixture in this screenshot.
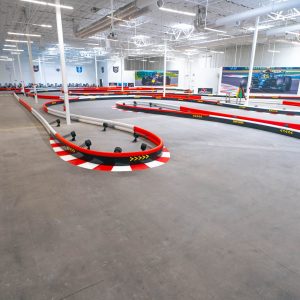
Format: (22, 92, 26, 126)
(189, 35, 207, 41)
(3, 49, 24, 52)
(8, 32, 41, 37)
(210, 50, 224, 54)
(247, 24, 273, 31)
(205, 27, 227, 34)
(0, 58, 13, 61)
(3, 44, 17, 47)
(5, 39, 33, 43)
(286, 31, 300, 36)
(11, 52, 21, 55)
(173, 23, 194, 30)
(32, 23, 52, 28)
(0, 56, 9, 58)
(20, 0, 73, 9)
(131, 35, 149, 39)
(87, 43, 99, 46)
(89, 36, 105, 40)
(159, 6, 196, 16)
(268, 49, 280, 53)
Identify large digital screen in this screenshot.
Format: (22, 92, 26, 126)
(221, 67, 300, 95)
(135, 70, 179, 87)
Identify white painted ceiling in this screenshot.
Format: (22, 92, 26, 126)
(0, 0, 300, 63)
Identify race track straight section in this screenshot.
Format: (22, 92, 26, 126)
(1, 94, 300, 299)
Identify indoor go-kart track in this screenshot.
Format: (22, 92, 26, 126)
(1, 91, 300, 300)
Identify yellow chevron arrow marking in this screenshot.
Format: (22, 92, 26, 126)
(129, 155, 150, 162)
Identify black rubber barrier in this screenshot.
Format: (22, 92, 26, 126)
(116, 103, 300, 140)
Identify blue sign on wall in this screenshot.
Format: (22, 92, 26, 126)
(76, 66, 83, 73)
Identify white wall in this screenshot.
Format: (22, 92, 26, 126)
(0, 55, 96, 85)
(2, 42, 299, 94)
(223, 43, 300, 67)
(167, 56, 220, 93)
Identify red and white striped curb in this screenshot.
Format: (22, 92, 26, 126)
(49, 137, 170, 172)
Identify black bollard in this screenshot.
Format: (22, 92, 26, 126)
(141, 143, 147, 151)
(85, 139, 92, 150)
(132, 132, 139, 143)
(114, 147, 122, 153)
(102, 122, 108, 131)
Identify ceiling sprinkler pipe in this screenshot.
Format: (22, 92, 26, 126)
(266, 23, 300, 36)
(216, 0, 300, 26)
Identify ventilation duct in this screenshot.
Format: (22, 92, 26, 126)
(216, 0, 300, 26)
(75, 0, 154, 39)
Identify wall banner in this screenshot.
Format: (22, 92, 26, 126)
(76, 66, 83, 74)
(135, 70, 179, 87)
(221, 67, 300, 95)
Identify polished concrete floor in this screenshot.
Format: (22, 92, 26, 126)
(1, 94, 300, 300)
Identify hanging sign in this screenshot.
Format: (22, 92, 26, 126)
(113, 66, 119, 73)
(76, 66, 83, 73)
(33, 65, 39, 72)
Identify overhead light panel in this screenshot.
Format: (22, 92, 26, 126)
(268, 49, 280, 53)
(32, 23, 52, 28)
(210, 50, 224, 54)
(88, 36, 105, 40)
(159, 6, 196, 17)
(3, 49, 24, 52)
(3, 44, 17, 47)
(5, 39, 33, 43)
(286, 31, 300, 36)
(20, 0, 73, 10)
(247, 24, 273, 31)
(8, 32, 41, 37)
(205, 27, 227, 34)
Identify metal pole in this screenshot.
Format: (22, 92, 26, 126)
(12, 58, 17, 84)
(94, 54, 98, 87)
(17, 51, 25, 95)
(121, 55, 124, 92)
(163, 41, 167, 97)
(245, 16, 260, 106)
(38, 57, 44, 85)
(55, 0, 71, 125)
(42, 54, 47, 85)
(26, 29, 38, 103)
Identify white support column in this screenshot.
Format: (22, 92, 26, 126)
(12, 58, 17, 84)
(55, 0, 71, 125)
(17, 52, 25, 95)
(188, 57, 192, 91)
(38, 57, 44, 85)
(121, 55, 124, 92)
(26, 30, 38, 103)
(245, 16, 260, 106)
(94, 54, 98, 87)
(163, 42, 167, 97)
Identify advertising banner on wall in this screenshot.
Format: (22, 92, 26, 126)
(135, 70, 179, 86)
(221, 67, 300, 95)
(198, 88, 213, 94)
